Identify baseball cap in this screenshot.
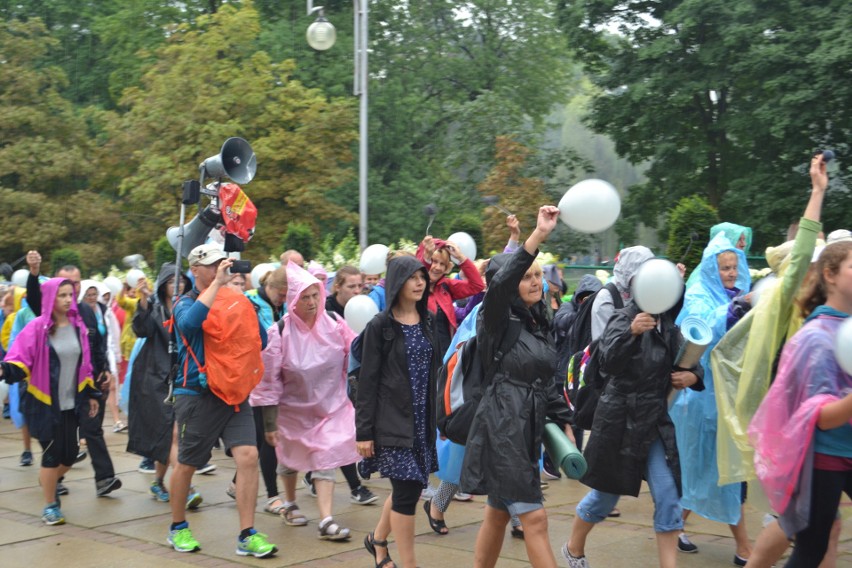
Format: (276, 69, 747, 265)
(188, 244, 227, 266)
(827, 229, 852, 244)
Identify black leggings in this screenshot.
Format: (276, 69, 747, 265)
(390, 478, 424, 516)
(252, 406, 279, 499)
(786, 467, 852, 567)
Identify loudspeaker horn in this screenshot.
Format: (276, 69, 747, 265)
(122, 254, 144, 268)
(200, 137, 257, 184)
(166, 206, 221, 257)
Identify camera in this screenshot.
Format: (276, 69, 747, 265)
(229, 260, 252, 274)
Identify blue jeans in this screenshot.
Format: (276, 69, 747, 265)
(576, 437, 683, 532)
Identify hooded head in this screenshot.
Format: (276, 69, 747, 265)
(384, 255, 431, 317)
(613, 246, 655, 293)
(711, 222, 752, 255)
(155, 263, 192, 305)
(41, 277, 79, 324)
(286, 261, 325, 326)
(78, 279, 108, 305)
(572, 274, 603, 307)
(696, 232, 751, 296)
(307, 260, 328, 283)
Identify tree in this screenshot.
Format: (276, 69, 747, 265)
(282, 222, 315, 261)
(557, 0, 852, 250)
(50, 248, 82, 274)
(95, 2, 357, 262)
(666, 196, 719, 278)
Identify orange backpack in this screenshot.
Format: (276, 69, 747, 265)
(173, 286, 265, 409)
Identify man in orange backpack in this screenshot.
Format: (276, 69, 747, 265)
(167, 244, 277, 558)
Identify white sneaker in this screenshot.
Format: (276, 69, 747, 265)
(419, 486, 437, 501)
(453, 491, 473, 501)
(561, 542, 590, 568)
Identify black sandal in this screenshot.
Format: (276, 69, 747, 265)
(423, 499, 448, 535)
(511, 526, 525, 539)
(365, 531, 394, 567)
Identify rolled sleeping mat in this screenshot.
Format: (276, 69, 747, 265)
(675, 316, 713, 369)
(543, 421, 587, 480)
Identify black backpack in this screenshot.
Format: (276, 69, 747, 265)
(559, 282, 622, 430)
(436, 314, 522, 445)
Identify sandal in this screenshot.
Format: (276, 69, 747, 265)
(423, 499, 448, 535)
(608, 507, 621, 518)
(264, 496, 286, 515)
(318, 518, 351, 541)
(365, 531, 394, 567)
(281, 503, 308, 526)
(511, 526, 525, 539)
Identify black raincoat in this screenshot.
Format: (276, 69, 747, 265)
(580, 300, 704, 497)
(125, 264, 191, 464)
(460, 248, 572, 502)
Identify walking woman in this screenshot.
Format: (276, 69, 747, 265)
(461, 206, 573, 568)
(357, 254, 440, 568)
(254, 262, 360, 540)
(749, 240, 852, 567)
(0, 278, 99, 525)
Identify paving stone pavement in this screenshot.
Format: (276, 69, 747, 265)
(1, 416, 850, 567)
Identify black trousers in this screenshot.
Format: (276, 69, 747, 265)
(78, 395, 115, 482)
(786, 467, 852, 567)
(252, 406, 279, 499)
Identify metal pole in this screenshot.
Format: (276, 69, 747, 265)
(355, 0, 369, 251)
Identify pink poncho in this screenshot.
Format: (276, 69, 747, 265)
(250, 262, 359, 471)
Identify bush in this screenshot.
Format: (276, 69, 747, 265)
(666, 195, 719, 279)
(153, 236, 176, 272)
(50, 248, 83, 274)
(282, 222, 314, 260)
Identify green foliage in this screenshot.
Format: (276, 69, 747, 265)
(314, 230, 361, 271)
(153, 236, 176, 272)
(557, 0, 852, 252)
(666, 196, 719, 278)
(282, 222, 315, 261)
(51, 248, 83, 274)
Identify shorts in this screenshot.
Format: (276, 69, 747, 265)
(278, 465, 336, 481)
(39, 410, 80, 468)
(174, 391, 255, 469)
(486, 495, 544, 517)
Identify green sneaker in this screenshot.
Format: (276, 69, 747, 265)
(236, 532, 278, 558)
(168, 527, 201, 553)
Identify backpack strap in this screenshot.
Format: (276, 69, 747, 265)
(165, 293, 206, 388)
(604, 282, 623, 310)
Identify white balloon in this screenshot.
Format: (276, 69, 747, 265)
(836, 318, 852, 375)
(558, 179, 621, 233)
(0, 380, 7, 408)
(344, 295, 379, 333)
(125, 269, 146, 288)
(251, 263, 276, 289)
(447, 232, 477, 263)
(631, 259, 684, 314)
(11, 269, 29, 288)
(359, 244, 389, 275)
(103, 276, 123, 298)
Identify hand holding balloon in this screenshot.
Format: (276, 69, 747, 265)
(447, 232, 477, 263)
(630, 312, 657, 336)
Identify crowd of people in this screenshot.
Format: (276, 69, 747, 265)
(1, 152, 849, 567)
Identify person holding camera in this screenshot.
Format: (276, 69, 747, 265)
(166, 244, 276, 558)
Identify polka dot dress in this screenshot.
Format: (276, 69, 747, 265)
(362, 322, 437, 484)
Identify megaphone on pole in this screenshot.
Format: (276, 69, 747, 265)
(200, 137, 257, 185)
(167, 205, 221, 257)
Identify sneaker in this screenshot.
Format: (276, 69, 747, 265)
(350, 486, 378, 505)
(112, 420, 127, 433)
(186, 486, 203, 510)
(561, 542, 590, 568)
(540, 480, 550, 490)
(733, 554, 748, 567)
(453, 491, 473, 502)
(197, 462, 217, 475)
(236, 532, 278, 558)
(150, 481, 170, 502)
(42, 503, 65, 526)
(95, 477, 122, 497)
(20, 451, 33, 467)
(225, 482, 236, 500)
(302, 475, 317, 498)
(542, 453, 562, 480)
(168, 526, 201, 553)
(138, 457, 156, 473)
(75, 450, 87, 463)
(419, 486, 436, 501)
(56, 482, 69, 496)
(678, 533, 698, 553)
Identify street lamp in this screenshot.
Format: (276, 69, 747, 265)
(306, 1, 369, 251)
